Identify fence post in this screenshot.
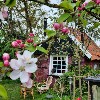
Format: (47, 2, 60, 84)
(73, 75, 76, 100)
(88, 74, 91, 100)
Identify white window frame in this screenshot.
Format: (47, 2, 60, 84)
(49, 55, 68, 76)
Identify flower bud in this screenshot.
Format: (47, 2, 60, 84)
(61, 27, 70, 34)
(34, 43, 37, 47)
(4, 60, 9, 67)
(78, 14, 81, 17)
(76, 97, 81, 100)
(16, 39, 22, 44)
(78, 7, 83, 11)
(12, 41, 19, 48)
(53, 23, 60, 30)
(26, 38, 33, 43)
(19, 44, 25, 48)
(2, 53, 10, 60)
(93, 0, 100, 4)
(29, 33, 34, 37)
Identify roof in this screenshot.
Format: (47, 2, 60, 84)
(69, 28, 100, 60)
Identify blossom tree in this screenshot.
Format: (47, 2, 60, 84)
(0, 0, 100, 99)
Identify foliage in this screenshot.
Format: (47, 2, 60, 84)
(0, 84, 8, 100)
(0, 80, 72, 100)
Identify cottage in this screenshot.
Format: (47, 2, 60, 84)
(35, 20, 100, 82)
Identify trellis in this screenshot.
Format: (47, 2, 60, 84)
(72, 74, 91, 100)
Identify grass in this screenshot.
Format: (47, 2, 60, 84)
(0, 79, 88, 100)
(0, 79, 70, 100)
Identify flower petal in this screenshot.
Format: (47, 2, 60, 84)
(22, 78, 33, 88)
(0, 12, 4, 20)
(30, 58, 38, 63)
(20, 71, 29, 83)
(25, 63, 37, 73)
(9, 59, 20, 70)
(23, 50, 33, 59)
(9, 70, 21, 80)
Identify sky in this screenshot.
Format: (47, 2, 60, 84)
(41, 0, 100, 47)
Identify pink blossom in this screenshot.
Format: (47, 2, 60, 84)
(22, 78, 33, 88)
(29, 33, 34, 37)
(61, 27, 70, 34)
(82, 0, 92, 8)
(78, 7, 83, 11)
(76, 97, 81, 100)
(15, 51, 21, 57)
(2, 11, 8, 19)
(26, 38, 33, 43)
(9, 50, 38, 84)
(16, 40, 22, 44)
(19, 44, 25, 48)
(2, 53, 10, 60)
(34, 43, 37, 47)
(93, 0, 100, 4)
(12, 41, 19, 48)
(0, 6, 8, 20)
(78, 14, 81, 17)
(53, 23, 61, 30)
(59, 23, 64, 29)
(4, 60, 9, 67)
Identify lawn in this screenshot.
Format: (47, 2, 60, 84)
(0, 79, 70, 100)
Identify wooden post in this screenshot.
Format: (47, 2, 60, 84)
(88, 74, 90, 100)
(73, 75, 76, 100)
(78, 58, 82, 99)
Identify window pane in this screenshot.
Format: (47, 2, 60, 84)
(57, 70, 61, 73)
(53, 57, 57, 60)
(58, 57, 61, 60)
(57, 65, 61, 69)
(62, 61, 66, 65)
(62, 66, 66, 69)
(62, 70, 65, 73)
(53, 61, 57, 64)
(62, 57, 64, 60)
(53, 65, 57, 68)
(58, 61, 61, 65)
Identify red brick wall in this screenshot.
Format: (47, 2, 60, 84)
(35, 56, 99, 82)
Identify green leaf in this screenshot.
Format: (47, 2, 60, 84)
(5, 0, 10, 5)
(60, 35, 68, 39)
(81, 11, 86, 18)
(76, 1, 81, 7)
(91, 9, 97, 13)
(26, 45, 36, 52)
(33, 36, 39, 43)
(85, 2, 95, 9)
(37, 46, 48, 54)
(0, 62, 4, 67)
(93, 22, 100, 28)
(80, 17, 88, 27)
(67, 15, 73, 22)
(45, 30, 56, 38)
(58, 13, 70, 23)
(5, 0, 16, 7)
(0, 85, 8, 100)
(59, 1, 75, 11)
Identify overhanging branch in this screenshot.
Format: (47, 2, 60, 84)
(29, 0, 100, 20)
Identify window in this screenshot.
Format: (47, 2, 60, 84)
(49, 55, 68, 76)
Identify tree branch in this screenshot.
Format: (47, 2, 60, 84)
(30, 0, 100, 20)
(23, 0, 33, 33)
(84, 8, 100, 20)
(29, 0, 61, 8)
